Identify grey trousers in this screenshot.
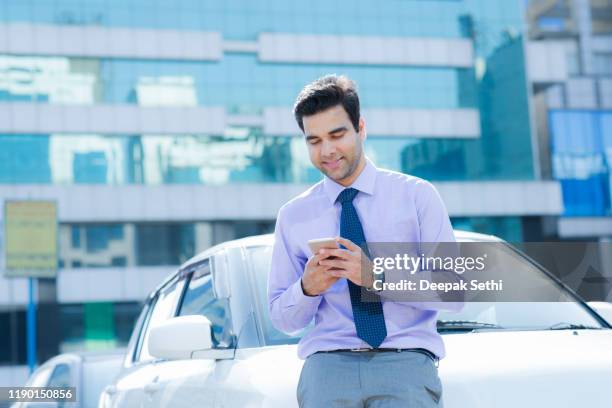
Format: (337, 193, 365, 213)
(297, 350, 443, 408)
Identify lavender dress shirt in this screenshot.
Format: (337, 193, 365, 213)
(268, 158, 462, 359)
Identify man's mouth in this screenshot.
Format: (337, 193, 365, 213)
(322, 157, 344, 170)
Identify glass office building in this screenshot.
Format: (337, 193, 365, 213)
(0, 0, 564, 372)
(525, 0, 612, 237)
(0, 1, 538, 185)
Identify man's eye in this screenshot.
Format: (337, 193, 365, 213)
(309, 139, 320, 145)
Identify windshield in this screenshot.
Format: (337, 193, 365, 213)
(248, 243, 605, 345)
(437, 242, 604, 331)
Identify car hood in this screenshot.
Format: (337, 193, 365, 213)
(232, 329, 612, 408)
(440, 329, 612, 408)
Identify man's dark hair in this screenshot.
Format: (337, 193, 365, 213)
(293, 74, 360, 133)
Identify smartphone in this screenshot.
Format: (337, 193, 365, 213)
(307, 237, 339, 255)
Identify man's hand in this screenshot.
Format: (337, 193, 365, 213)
(318, 237, 375, 289)
(301, 252, 340, 296)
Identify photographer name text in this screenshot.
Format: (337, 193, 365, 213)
(372, 279, 503, 292)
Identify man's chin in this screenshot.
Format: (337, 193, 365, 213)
(321, 168, 350, 183)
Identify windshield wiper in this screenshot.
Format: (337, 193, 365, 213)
(437, 320, 504, 332)
(547, 322, 603, 330)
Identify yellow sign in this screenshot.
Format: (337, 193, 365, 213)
(4, 201, 58, 278)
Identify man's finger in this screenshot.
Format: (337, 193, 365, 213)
(307, 252, 326, 266)
(328, 269, 346, 278)
(320, 248, 351, 260)
(335, 237, 360, 252)
(319, 259, 349, 269)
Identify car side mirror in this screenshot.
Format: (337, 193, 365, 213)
(587, 301, 612, 325)
(148, 315, 213, 360)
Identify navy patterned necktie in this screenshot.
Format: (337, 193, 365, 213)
(337, 187, 387, 348)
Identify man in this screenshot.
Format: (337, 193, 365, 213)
(268, 75, 463, 407)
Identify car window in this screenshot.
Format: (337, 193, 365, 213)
(126, 300, 151, 365)
(248, 245, 309, 345)
(136, 278, 183, 362)
(178, 263, 234, 348)
(47, 363, 71, 387)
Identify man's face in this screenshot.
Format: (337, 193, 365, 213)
(302, 105, 366, 184)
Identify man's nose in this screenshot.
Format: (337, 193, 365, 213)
(321, 140, 337, 157)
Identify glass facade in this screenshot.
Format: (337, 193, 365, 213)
(549, 110, 612, 216)
(478, 38, 535, 180)
(0, 0, 535, 184)
(52, 218, 532, 269)
(1, 0, 522, 39)
(0, 133, 506, 185)
(0, 54, 473, 109)
(0, 302, 141, 365)
(527, 0, 612, 220)
(58, 221, 275, 269)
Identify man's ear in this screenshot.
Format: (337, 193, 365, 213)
(358, 117, 367, 142)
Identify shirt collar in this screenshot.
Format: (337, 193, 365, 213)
(323, 156, 377, 205)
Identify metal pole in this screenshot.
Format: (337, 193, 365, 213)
(27, 277, 37, 374)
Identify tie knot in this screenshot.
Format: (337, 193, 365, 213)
(336, 188, 359, 204)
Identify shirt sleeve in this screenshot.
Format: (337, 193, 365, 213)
(267, 206, 322, 334)
(416, 179, 455, 243)
(394, 179, 465, 312)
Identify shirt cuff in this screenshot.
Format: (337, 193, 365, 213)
(288, 278, 323, 308)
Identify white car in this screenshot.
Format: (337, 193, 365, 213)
(100, 231, 612, 408)
(11, 349, 124, 408)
